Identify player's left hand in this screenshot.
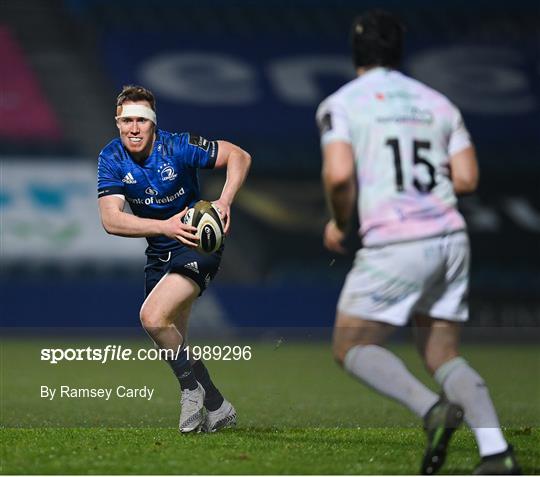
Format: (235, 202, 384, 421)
(211, 200, 231, 235)
(324, 220, 347, 254)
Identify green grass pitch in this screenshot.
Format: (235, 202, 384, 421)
(1, 337, 539, 474)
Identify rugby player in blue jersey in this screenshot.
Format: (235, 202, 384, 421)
(97, 85, 251, 433)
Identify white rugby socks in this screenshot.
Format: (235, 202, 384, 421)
(344, 344, 439, 418)
(435, 357, 508, 456)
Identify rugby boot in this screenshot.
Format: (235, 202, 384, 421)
(421, 397, 464, 474)
(201, 399, 237, 432)
(473, 445, 521, 475)
(179, 382, 205, 433)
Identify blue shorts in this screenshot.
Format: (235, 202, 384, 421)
(144, 247, 222, 298)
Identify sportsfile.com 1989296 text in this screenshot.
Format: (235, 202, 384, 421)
(40, 344, 252, 364)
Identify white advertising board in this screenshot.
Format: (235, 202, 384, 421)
(1, 159, 146, 263)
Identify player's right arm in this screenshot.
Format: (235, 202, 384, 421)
(447, 104, 479, 195)
(98, 196, 199, 247)
(97, 150, 198, 246)
(449, 146, 479, 195)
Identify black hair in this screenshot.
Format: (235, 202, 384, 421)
(350, 10, 405, 69)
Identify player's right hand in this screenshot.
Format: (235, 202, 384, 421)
(161, 208, 199, 248)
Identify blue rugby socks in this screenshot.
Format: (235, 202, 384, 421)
(166, 346, 198, 391)
(192, 359, 225, 411)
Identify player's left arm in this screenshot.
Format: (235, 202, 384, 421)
(321, 141, 356, 254)
(212, 140, 252, 234)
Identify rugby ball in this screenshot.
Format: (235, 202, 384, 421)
(182, 200, 224, 254)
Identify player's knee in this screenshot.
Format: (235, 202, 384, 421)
(424, 350, 458, 376)
(139, 306, 165, 330)
(424, 358, 438, 376)
(332, 339, 351, 368)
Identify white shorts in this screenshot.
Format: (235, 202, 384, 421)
(337, 232, 470, 326)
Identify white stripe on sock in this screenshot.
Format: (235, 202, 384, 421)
(435, 357, 508, 457)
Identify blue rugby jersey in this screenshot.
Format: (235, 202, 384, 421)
(97, 129, 218, 253)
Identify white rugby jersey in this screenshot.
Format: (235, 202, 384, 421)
(317, 67, 471, 247)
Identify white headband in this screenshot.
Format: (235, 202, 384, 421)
(116, 104, 157, 124)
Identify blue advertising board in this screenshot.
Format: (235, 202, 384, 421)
(101, 32, 539, 170)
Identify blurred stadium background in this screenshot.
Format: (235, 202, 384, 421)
(1, 0, 539, 333)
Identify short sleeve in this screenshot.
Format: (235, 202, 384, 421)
(448, 105, 472, 156)
(316, 96, 352, 146)
(180, 133, 219, 169)
(97, 153, 125, 198)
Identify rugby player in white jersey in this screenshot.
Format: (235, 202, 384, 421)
(317, 10, 520, 475)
